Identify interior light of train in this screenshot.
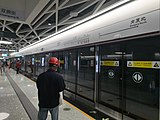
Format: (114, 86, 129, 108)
(41, 57, 45, 66)
(9, 49, 16, 52)
(10, 52, 22, 57)
(96, 55, 98, 72)
(107, 54, 132, 58)
(155, 53, 160, 56)
(81, 56, 95, 59)
(32, 58, 34, 65)
(90, 47, 94, 52)
(2, 54, 8, 57)
(115, 52, 126, 55)
(0, 49, 8, 51)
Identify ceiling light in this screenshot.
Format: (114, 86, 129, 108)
(48, 23, 52, 26)
(70, 12, 78, 17)
(0, 41, 12, 44)
(9, 49, 16, 52)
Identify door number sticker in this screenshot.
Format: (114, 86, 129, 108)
(132, 72, 143, 83)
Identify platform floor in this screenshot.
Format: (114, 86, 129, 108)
(0, 68, 95, 120)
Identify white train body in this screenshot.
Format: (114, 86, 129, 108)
(11, 0, 160, 56)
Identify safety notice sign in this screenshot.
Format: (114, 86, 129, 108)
(127, 61, 160, 69)
(101, 60, 119, 67)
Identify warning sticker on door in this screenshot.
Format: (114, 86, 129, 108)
(127, 61, 160, 69)
(101, 61, 119, 67)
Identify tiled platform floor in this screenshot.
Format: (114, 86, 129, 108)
(0, 68, 94, 120)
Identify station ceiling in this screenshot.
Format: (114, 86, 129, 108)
(0, 0, 120, 52)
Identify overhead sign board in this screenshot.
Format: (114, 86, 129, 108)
(127, 61, 160, 69)
(0, 31, 16, 38)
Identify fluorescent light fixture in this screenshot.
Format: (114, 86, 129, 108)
(48, 23, 52, 26)
(115, 52, 126, 55)
(0, 41, 12, 44)
(70, 12, 78, 17)
(0, 49, 16, 52)
(9, 49, 16, 52)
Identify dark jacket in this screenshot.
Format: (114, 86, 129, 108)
(36, 69, 65, 108)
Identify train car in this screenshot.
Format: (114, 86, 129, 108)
(11, 0, 160, 119)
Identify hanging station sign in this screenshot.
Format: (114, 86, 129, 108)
(0, 7, 24, 21)
(127, 61, 160, 69)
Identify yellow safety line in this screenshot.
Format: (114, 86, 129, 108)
(63, 100, 95, 120)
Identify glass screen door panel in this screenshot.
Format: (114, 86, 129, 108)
(124, 36, 159, 120)
(63, 50, 77, 92)
(77, 46, 95, 100)
(99, 43, 123, 109)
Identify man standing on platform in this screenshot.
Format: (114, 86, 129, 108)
(16, 60, 21, 74)
(36, 57, 65, 120)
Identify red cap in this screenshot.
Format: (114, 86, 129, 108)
(49, 57, 60, 66)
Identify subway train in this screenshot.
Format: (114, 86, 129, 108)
(10, 0, 160, 120)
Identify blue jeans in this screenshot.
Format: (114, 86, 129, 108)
(38, 106, 59, 120)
